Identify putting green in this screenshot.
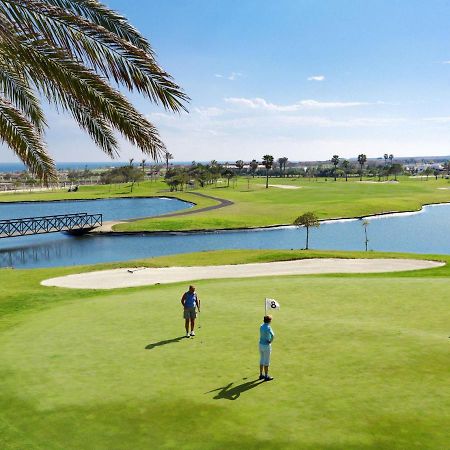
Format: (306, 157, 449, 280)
(1, 274, 449, 449)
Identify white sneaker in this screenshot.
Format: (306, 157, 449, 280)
(185, 333, 190, 338)
(190, 331, 195, 336)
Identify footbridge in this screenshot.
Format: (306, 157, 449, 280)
(0, 213, 102, 238)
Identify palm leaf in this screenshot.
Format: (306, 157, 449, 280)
(0, 97, 56, 182)
(0, 59, 46, 132)
(0, 0, 187, 181)
(44, 0, 152, 51)
(0, 18, 166, 158)
(1, 0, 189, 111)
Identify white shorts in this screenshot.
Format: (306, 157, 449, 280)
(259, 344, 271, 366)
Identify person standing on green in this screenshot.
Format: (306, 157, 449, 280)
(259, 315, 274, 381)
(181, 285, 200, 338)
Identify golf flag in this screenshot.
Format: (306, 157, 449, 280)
(265, 298, 280, 313)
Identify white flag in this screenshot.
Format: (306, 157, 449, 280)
(265, 298, 280, 311)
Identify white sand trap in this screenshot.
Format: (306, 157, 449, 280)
(257, 184, 301, 189)
(41, 258, 444, 290)
(268, 184, 301, 189)
(358, 181, 398, 184)
(437, 187, 450, 190)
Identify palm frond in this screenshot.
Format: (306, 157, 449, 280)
(44, 0, 152, 51)
(64, 95, 119, 158)
(0, 59, 46, 132)
(1, 0, 189, 112)
(0, 0, 187, 181)
(0, 97, 56, 182)
(0, 24, 166, 159)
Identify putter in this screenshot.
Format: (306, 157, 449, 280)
(197, 310, 203, 344)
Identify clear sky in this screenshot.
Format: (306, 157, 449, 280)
(3, 0, 450, 163)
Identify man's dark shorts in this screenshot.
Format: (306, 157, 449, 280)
(183, 307, 197, 319)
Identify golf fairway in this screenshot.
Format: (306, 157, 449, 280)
(1, 273, 449, 449)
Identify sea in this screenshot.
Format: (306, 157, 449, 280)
(0, 161, 192, 173)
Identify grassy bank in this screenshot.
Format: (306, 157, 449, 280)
(1, 250, 449, 449)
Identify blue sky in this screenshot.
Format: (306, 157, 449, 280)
(4, 0, 450, 163)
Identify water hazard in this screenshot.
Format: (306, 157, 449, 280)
(0, 198, 449, 269)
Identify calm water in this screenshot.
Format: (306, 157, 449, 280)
(0, 197, 191, 222)
(0, 200, 449, 269)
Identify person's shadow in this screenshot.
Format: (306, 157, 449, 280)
(145, 336, 185, 350)
(206, 378, 265, 400)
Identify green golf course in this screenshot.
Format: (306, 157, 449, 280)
(1, 249, 449, 449)
(1, 176, 449, 232)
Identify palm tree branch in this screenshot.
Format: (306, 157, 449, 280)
(0, 60, 46, 132)
(63, 94, 119, 158)
(1, 0, 189, 112)
(43, 0, 152, 51)
(0, 96, 56, 182)
(0, 30, 166, 158)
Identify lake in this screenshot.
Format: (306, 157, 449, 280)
(0, 198, 449, 269)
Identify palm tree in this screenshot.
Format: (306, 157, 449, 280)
(294, 212, 320, 250)
(277, 157, 284, 177)
(222, 168, 234, 187)
(0, 1, 188, 183)
(165, 152, 174, 171)
(357, 154, 367, 181)
(262, 154, 274, 188)
(141, 159, 146, 174)
(331, 155, 340, 181)
(282, 157, 289, 177)
(384, 153, 389, 166)
(235, 160, 244, 172)
(250, 159, 258, 177)
(341, 160, 350, 181)
(277, 157, 288, 177)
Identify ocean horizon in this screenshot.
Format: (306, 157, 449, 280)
(0, 161, 195, 173)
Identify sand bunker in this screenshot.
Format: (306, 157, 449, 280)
(257, 184, 301, 189)
(41, 258, 444, 290)
(268, 184, 301, 189)
(358, 180, 398, 184)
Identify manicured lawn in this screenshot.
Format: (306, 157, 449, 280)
(1, 250, 449, 449)
(114, 176, 450, 231)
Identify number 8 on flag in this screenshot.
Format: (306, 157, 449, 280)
(265, 298, 280, 311)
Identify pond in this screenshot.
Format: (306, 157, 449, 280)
(0, 199, 449, 269)
(0, 197, 191, 222)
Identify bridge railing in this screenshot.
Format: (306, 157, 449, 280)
(0, 213, 102, 238)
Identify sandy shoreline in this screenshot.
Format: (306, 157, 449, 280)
(41, 258, 444, 290)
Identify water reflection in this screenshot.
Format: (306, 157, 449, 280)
(0, 237, 74, 267)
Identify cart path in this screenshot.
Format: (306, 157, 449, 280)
(92, 191, 234, 232)
(41, 258, 444, 289)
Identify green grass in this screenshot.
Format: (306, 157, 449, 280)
(118, 176, 450, 231)
(1, 250, 449, 449)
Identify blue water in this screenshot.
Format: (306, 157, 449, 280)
(0, 197, 191, 222)
(0, 200, 449, 269)
(0, 162, 128, 173)
(0, 161, 208, 173)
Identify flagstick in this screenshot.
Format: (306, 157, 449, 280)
(264, 298, 267, 316)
